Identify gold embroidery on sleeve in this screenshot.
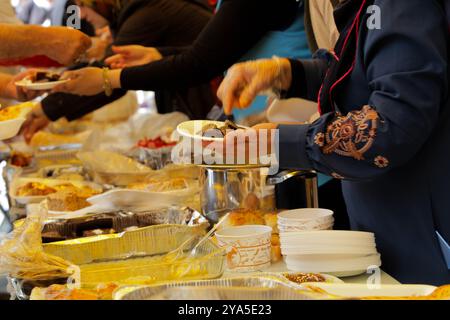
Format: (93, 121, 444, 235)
(322, 105, 378, 161)
(374, 156, 389, 168)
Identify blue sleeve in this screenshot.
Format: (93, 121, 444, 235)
(278, 0, 448, 180)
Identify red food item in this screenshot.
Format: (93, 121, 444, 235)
(137, 137, 177, 149)
(0, 55, 62, 68)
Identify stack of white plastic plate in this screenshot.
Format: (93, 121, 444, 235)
(280, 231, 381, 277)
(277, 208, 334, 232)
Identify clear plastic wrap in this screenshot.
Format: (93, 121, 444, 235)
(0, 204, 73, 281)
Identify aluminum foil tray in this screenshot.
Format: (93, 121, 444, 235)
(113, 275, 332, 300)
(42, 207, 207, 241)
(43, 221, 208, 265)
(78, 238, 225, 287)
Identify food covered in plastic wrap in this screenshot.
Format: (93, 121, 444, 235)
(0, 205, 73, 284)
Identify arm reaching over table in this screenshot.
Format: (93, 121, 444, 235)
(0, 24, 91, 66)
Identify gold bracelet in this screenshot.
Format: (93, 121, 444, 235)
(102, 67, 113, 97)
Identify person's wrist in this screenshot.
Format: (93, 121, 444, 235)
(108, 69, 122, 89)
(278, 58, 292, 90)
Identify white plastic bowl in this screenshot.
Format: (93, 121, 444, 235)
(0, 118, 26, 140)
(278, 208, 334, 221)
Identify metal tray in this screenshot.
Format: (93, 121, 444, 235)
(113, 275, 331, 300)
(78, 238, 225, 288)
(42, 207, 207, 242)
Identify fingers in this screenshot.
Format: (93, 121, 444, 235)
(22, 117, 48, 143)
(111, 45, 132, 56)
(218, 68, 245, 115)
(239, 79, 260, 108)
(105, 54, 122, 65)
(52, 71, 77, 93)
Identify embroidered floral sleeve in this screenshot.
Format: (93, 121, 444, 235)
(278, 0, 446, 182)
(279, 102, 431, 181)
(304, 105, 390, 180)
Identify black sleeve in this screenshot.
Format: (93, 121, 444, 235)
(41, 61, 127, 121)
(41, 90, 127, 121)
(156, 46, 189, 57)
(121, 0, 301, 91)
(112, 4, 167, 47)
(285, 58, 328, 101)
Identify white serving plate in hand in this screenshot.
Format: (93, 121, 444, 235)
(176, 120, 248, 142)
(299, 283, 437, 298)
(266, 98, 319, 123)
(10, 177, 103, 205)
(0, 118, 26, 140)
(15, 78, 70, 90)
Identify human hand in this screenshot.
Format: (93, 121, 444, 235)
(2, 70, 46, 101)
(44, 27, 92, 65)
(53, 67, 121, 96)
(217, 58, 292, 115)
(20, 104, 50, 143)
(204, 123, 278, 166)
(53, 67, 103, 96)
(105, 45, 163, 69)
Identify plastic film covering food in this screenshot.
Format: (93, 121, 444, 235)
(77, 238, 225, 287)
(0, 205, 73, 281)
(42, 207, 208, 242)
(114, 275, 333, 300)
(43, 216, 209, 265)
(77, 151, 152, 185)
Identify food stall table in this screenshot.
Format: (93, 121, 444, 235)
(224, 261, 400, 285)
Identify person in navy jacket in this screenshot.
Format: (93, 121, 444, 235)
(218, 0, 450, 285)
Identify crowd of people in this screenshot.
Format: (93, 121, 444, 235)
(0, 0, 449, 285)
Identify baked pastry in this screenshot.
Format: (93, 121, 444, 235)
(47, 190, 91, 212)
(264, 213, 279, 234)
(222, 208, 266, 229)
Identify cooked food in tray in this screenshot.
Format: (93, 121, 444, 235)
(30, 283, 118, 300)
(128, 178, 189, 192)
(10, 151, 33, 168)
(16, 182, 57, 197)
(137, 136, 177, 149)
(284, 273, 327, 284)
(47, 190, 92, 212)
(16, 182, 98, 198)
(0, 102, 33, 121)
(41, 207, 207, 243)
(0, 105, 23, 122)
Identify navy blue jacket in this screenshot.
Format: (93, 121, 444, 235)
(278, 0, 450, 285)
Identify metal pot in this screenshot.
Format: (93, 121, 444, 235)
(199, 165, 318, 223)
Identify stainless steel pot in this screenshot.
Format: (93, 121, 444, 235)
(199, 165, 318, 223)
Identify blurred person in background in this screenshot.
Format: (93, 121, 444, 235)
(49, 0, 339, 121)
(21, 0, 213, 140)
(0, 23, 91, 65)
(216, 0, 449, 285)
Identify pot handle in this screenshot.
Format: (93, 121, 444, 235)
(266, 170, 317, 185)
